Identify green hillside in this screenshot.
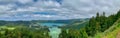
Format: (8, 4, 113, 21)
(59, 10, 120, 38)
(94, 18, 120, 38)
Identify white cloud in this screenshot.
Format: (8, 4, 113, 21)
(0, 0, 120, 20)
(17, 0, 33, 4)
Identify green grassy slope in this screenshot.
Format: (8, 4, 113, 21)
(94, 18, 120, 38)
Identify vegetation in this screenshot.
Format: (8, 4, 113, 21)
(59, 28, 88, 38)
(0, 10, 120, 38)
(0, 25, 51, 38)
(85, 11, 120, 36)
(94, 18, 120, 38)
(59, 10, 120, 38)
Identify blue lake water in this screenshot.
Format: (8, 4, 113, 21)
(39, 23, 64, 38)
(49, 27, 61, 38)
(40, 23, 65, 27)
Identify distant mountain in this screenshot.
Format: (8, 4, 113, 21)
(32, 18, 90, 24)
(59, 18, 89, 29)
(0, 18, 89, 28)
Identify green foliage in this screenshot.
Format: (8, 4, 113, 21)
(0, 26, 51, 38)
(85, 10, 120, 36)
(0, 10, 120, 38)
(94, 18, 120, 38)
(59, 29, 88, 38)
(59, 10, 120, 38)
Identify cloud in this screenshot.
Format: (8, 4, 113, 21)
(0, 0, 120, 20)
(18, 0, 33, 4)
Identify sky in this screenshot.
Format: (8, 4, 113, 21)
(0, 0, 120, 20)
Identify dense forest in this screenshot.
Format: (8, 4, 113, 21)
(59, 10, 120, 38)
(86, 10, 120, 36)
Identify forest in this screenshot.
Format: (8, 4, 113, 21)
(59, 10, 120, 38)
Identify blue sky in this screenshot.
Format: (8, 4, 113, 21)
(0, 0, 120, 20)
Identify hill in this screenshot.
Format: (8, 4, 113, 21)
(0, 18, 89, 27)
(60, 19, 89, 29)
(94, 18, 120, 38)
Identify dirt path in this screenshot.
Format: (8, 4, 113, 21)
(116, 31, 120, 38)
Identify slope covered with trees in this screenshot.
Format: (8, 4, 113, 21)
(85, 10, 120, 36)
(59, 10, 120, 38)
(94, 18, 120, 38)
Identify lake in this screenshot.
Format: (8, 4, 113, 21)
(39, 23, 64, 38)
(40, 23, 65, 27)
(49, 27, 61, 38)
